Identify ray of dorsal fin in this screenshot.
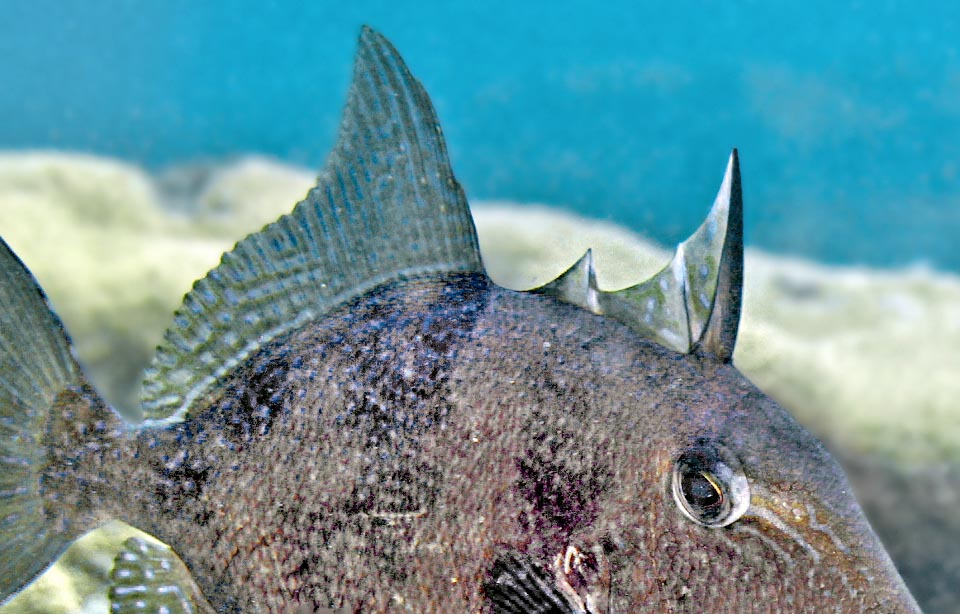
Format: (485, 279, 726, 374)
(140, 26, 484, 424)
(533, 150, 743, 362)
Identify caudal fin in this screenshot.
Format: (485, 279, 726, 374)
(0, 237, 99, 601)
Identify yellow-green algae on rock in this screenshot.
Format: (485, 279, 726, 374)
(1, 152, 957, 612)
(0, 153, 315, 417)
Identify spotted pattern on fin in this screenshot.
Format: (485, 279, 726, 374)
(108, 536, 214, 613)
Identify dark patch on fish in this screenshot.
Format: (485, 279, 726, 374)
(516, 396, 613, 541)
(222, 353, 290, 445)
(137, 275, 492, 607)
(328, 276, 488, 516)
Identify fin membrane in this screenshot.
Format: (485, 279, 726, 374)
(484, 553, 585, 614)
(534, 150, 743, 361)
(0, 238, 83, 600)
(109, 536, 214, 614)
(141, 26, 485, 423)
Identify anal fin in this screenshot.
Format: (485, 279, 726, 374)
(109, 536, 215, 614)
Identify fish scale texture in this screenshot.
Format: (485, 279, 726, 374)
(57, 277, 914, 612)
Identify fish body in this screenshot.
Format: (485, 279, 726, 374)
(0, 27, 921, 613)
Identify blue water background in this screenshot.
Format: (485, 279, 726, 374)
(2, 1, 959, 271)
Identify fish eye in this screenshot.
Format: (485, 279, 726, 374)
(671, 441, 750, 528)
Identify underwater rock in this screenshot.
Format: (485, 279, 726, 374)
(0, 153, 314, 416)
(0, 152, 957, 612)
(156, 155, 316, 237)
(0, 153, 220, 416)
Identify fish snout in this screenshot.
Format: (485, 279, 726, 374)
(745, 488, 922, 613)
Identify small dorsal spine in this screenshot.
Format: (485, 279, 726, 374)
(531, 248, 600, 314)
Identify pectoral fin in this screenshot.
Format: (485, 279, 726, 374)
(108, 537, 215, 614)
(483, 552, 585, 614)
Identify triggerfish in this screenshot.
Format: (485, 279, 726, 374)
(0, 26, 921, 613)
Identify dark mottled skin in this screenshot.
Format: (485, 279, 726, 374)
(44, 274, 919, 612)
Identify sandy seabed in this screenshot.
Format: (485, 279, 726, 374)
(1, 152, 957, 613)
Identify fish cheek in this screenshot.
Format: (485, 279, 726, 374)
(588, 455, 739, 609)
(604, 525, 721, 610)
(634, 514, 824, 611)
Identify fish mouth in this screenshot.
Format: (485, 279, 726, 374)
(742, 487, 922, 613)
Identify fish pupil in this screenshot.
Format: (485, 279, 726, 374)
(682, 470, 722, 510)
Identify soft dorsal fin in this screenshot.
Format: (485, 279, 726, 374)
(532, 150, 743, 362)
(140, 26, 483, 423)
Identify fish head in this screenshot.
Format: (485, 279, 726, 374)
(615, 355, 917, 612)
(471, 141, 920, 611)
(480, 317, 920, 612)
